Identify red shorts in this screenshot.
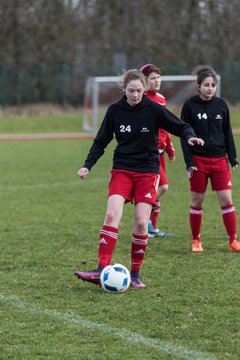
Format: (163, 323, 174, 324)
(159, 153, 168, 186)
(108, 169, 160, 204)
(190, 155, 232, 192)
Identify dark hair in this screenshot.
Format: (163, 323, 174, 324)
(192, 65, 217, 85)
(119, 69, 146, 90)
(140, 64, 161, 77)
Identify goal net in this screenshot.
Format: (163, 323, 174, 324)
(83, 75, 221, 131)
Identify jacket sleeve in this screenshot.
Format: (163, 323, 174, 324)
(180, 102, 196, 169)
(164, 132, 175, 157)
(223, 104, 238, 167)
(83, 107, 114, 171)
(156, 103, 197, 143)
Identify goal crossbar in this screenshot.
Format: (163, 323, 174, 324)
(83, 75, 221, 131)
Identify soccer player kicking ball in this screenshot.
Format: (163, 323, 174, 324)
(180, 65, 240, 252)
(75, 69, 204, 289)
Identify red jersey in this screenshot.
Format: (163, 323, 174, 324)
(146, 90, 167, 107)
(145, 90, 175, 158)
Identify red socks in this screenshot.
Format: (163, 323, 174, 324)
(131, 234, 148, 271)
(190, 204, 237, 244)
(97, 227, 148, 272)
(150, 201, 160, 229)
(189, 206, 202, 241)
(98, 225, 118, 267)
(221, 205, 237, 243)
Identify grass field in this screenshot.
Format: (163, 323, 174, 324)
(0, 105, 239, 134)
(0, 111, 240, 360)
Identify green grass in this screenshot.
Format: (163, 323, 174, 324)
(0, 105, 239, 134)
(229, 107, 240, 129)
(0, 114, 83, 134)
(0, 111, 240, 359)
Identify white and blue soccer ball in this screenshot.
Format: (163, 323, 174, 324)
(100, 263, 131, 293)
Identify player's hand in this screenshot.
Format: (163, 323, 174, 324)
(168, 156, 176, 163)
(77, 167, 89, 179)
(188, 137, 205, 146)
(187, 166, 197, 178)
(233, 164, 239, 170)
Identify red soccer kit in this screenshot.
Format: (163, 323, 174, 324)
(190, 155, 232, 192)
(145, 90, 175, 185)
(108, 169, 160, 204)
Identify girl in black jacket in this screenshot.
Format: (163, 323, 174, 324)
(180, 65, 239, 252)
(75, 69, 204, 289)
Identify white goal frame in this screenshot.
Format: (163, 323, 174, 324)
(83, 75, 221, 132)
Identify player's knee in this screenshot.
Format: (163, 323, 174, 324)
(192, 199, 204, 207)
(135, 218, 148, 233)
(105, 209, 120, 224)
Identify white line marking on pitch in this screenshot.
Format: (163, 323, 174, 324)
(0, 177, 108, 191)
(0, 293, 217, 360)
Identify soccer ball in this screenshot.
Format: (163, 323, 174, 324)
(100, 263, 131, 293)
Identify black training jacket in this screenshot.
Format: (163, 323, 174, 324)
(83, 94, 197, 174)
(180, 95, 238, 169)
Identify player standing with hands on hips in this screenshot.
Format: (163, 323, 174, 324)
(140, 63, 175, 238)
(180, 65, 240, 252)
(75, 69, 204, 289)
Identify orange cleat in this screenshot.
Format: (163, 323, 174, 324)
(192, 240, 204, 252)
(229, 239, 240, 252)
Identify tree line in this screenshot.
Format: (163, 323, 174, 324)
(0, 0, 239, 105)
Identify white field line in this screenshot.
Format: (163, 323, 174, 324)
(0, 293, 217, 360)
(0, 177, 108, 191)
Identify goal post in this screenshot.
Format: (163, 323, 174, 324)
(83, 75, 221, 132)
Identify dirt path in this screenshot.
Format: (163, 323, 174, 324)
(1, 130, 240, 142)
(0, 133, 96, 141)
